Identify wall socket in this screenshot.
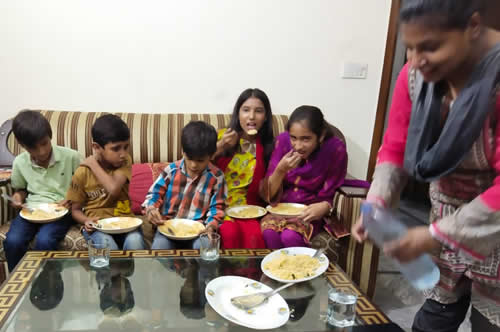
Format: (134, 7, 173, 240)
(341, 62, 368, 79)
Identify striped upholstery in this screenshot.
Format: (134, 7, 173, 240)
(0, 110, 377, 297)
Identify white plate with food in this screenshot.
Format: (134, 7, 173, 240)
(205, 276, 289, 330)
(97, 217, 143, 234)
(225, 205, 267, 219)
(266, 203, 307, 217)
(20, 203, 68, 223)
(261, 247, 329, 283)
(158, 218, 205, 240)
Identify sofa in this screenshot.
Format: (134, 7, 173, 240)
(0, 110, 378, 297)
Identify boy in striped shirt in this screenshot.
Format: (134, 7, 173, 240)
(142, 121, 227, 249)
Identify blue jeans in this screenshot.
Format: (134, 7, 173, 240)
(82, 228, 145, 250)
(4, 213, 74, 271)
(151, 230, 200, 249)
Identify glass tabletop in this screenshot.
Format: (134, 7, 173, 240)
(0, 251, 395, 332)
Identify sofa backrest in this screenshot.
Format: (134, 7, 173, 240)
(4, 111, 290, 164)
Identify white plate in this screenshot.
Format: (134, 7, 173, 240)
(158, 218, 205, 240)
(20, 203, 68, 223)
(97, 217, 143, 234)
(261, 247, 329, 283)
(205, 276, 289, 330)
(225, 205, 267, 219)
(266, 203, 307, 217)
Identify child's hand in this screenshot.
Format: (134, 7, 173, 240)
(57, 199, 72, 209)
(276, 150, 302, 174)
(300, 202, 330, 223)
(10, 192, 25, 209)
(351, 216, 368, 243)
(200, 224, 217, 239)
(219, 128, 239, 150)
(81, 155, 98, 169)
(146, 208, 164, 225)
(84, 218, 99, 233)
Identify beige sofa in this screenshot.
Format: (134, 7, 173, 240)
(0, 110, 378, 297)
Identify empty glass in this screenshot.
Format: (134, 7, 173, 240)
(199, 233, 220, 261)
(88, 238, 110, 268)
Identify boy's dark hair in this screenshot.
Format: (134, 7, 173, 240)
(227, 88, 275, 165)
(400, 0, 486, 30)
(12, 110, 52, 149)
(181, 121, 217, 159)
(91, 114, 130, 147)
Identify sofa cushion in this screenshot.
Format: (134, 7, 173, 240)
(130, 164, 154, 214)
(130, 163, 169, 214)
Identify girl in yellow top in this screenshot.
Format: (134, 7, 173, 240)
(214, 88, 275, 248)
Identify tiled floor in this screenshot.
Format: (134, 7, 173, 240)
(372, 199, 471, 332)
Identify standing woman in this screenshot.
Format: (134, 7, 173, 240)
(215, 88, 275, 249)
(352, 1, 500, 330)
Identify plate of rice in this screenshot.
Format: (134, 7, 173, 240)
(261, 247, 329, 283)
(158, 218, 205, 240)
(225, 205, 267, 219)
(97, 217, 143, 234)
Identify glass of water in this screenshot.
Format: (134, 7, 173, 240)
(88, 238, 110, 268)
(327, 288, 358, 327)
(199, 233, 220, 261)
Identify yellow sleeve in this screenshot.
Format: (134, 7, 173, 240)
(217, 128, 227, 141)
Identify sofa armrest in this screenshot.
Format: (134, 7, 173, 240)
(331, 190, 379, 299)
(0, 182, 16, 226)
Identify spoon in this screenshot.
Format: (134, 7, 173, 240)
(230, 282, 295, 310)
(1, 193, 34, 212)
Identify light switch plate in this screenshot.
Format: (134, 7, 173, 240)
(341, 62, 368, 79)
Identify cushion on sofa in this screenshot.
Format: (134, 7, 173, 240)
(129, 163, 169, 215)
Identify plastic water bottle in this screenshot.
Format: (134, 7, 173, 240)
(361, 202, 440, 290)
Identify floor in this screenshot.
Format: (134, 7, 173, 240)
(372, 198, 472, 332)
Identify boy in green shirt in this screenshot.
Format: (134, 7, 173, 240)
(5, 111, 81, 271)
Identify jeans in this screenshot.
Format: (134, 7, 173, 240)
(4, 213, 74, 271)
(151, 230, 200, 249)
(82, 228, 145, 250)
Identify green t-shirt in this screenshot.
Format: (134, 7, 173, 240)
(11, 145, 82, 203)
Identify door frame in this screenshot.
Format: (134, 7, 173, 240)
(366, 0, 402, 180)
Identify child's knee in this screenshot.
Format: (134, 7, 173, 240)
(124, 232, 145, 250)
(34, 234, 59, 250)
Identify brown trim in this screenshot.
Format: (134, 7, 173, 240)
(366, 0, 401, 181)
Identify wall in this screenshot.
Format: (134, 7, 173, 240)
(0, 0, 391, 179)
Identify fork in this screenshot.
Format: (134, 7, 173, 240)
(1, 193, 34, 212)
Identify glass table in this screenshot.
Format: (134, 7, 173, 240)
(0, 250, 403, 331)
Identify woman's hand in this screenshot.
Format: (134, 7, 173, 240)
(384, 226, 440, 262)
(300, 202, 330, 223)
(351, 216, 368, 243)
(146, 207, 164, 226)
(218, 128, 239, 151)
(276, 150, 302, 174)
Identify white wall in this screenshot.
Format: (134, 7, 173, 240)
(0, 0, 391, 179)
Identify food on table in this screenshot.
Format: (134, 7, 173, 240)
(263, 252, 320, 280)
